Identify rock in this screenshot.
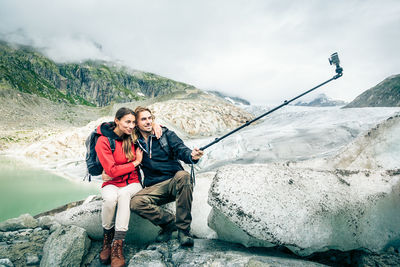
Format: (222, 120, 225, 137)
(354, 250, 400, 267)
(128, 239, 327, 266)
(53, 172, 216, 243)
(25, 254, 40, 265)
(0, 227, 49, 267)
(37, 216, 55, 230)
(0, 258, 13, 267)
(0, 214, 38, 231)
(387, 246, 395, 253)
(49, 222, 61, 233)
(208, 163, 400, 256)
(82, 240, 140, 267)
(40, 225, 90, 267)
(128, 250, 165, 267)
(80, 241, 103, 267)
(53, 199, 159, 244)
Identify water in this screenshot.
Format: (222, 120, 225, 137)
(0, 155, 100, 222)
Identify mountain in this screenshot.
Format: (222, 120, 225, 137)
(344, 74, 400, 108)
(206, 90, 251, 105)
(294, 93, 347, 107)
(0, 41, 195, 106)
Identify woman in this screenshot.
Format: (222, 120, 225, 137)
(95, 107, 160, 267)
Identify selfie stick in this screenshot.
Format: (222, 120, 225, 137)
(199, 52, 343, 151)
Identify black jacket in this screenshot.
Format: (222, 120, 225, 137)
(137, 127, 197, 187)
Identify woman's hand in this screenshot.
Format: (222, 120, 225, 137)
(133, 147, 143, 167)
(153, 122, 162, 139)
(102, 171, 112, 182)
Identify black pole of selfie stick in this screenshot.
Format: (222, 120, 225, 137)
(199, 52, 344, 151)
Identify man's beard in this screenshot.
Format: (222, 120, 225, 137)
(139, 124, 153, 134)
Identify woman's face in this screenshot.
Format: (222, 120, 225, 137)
(115, 114, 135, 135)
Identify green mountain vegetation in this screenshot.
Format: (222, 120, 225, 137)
(0, 41, 195, 107)
(345, 74, 400, 108)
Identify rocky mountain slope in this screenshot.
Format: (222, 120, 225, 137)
(0, 41, 195, 107)
(345, 74, 400, 107)
(0, 87, 105, 150)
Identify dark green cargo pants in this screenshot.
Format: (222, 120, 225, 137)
(130, 170, 193, 232)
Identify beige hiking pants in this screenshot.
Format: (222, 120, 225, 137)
(101, 182, 143, 232)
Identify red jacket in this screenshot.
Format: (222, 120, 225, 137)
(95, 122, 140, 188)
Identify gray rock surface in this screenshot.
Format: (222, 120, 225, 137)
(0, 227, 49, 267)
(0, 214, 38, 232)
(0, 259, 13, 267)
(208, 164, 400, 256)
(53, 199, 160, 245)
(128, 239, 326, 266)
(25, 254, 40, 265)
(36, 216, 55, 230)
(40, 225, 90, 267)
(356, 250, 400, 267)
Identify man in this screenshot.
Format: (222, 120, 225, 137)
(130, 106, 204, 246)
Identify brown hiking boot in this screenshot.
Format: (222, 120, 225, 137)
(111, 239, 125, 267)
(156, 220, 177, 242)
(99, 230, 114, 264)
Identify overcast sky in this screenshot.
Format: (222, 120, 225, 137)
(0, 0, 399, 105)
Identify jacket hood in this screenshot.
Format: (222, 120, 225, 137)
(96, 121, 123, 141)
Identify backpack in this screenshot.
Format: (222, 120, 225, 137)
(84, 129, 115, 181)
(159, 127, 172, 158)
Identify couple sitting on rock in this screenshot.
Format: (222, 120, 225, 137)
(94, 106, 204, 267)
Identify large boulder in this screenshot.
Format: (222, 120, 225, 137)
(53, 172, 216, 244)
(40, 225, 90, 267)
(54, 199, 161, 244)
(208, 163, 400, 256)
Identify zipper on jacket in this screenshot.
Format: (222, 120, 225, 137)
(149, 137, 152, 159)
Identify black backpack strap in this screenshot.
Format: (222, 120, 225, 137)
(83, 173, 91, 182)
(159, 127, 176, 159)
(108, 137, 116, 153)
(158, 129, 170, 156)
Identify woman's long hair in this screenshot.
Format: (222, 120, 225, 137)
(114, 107, 137, 162)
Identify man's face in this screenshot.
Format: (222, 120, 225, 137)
(136, 110, 153, 133)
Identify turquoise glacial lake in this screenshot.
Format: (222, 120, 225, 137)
(0, 155, 100, 222)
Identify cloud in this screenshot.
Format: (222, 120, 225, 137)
(1, 0, 399, 104)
